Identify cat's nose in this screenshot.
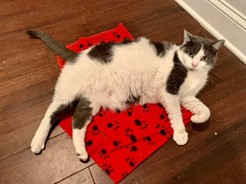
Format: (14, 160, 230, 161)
(192, 62, 198, 67)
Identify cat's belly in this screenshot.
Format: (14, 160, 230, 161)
(87, 87, 129, 110)
(92, 92, 159, 110)
(85, 83, 158, 110)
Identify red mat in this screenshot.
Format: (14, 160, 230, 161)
(56, 23, 192, 183)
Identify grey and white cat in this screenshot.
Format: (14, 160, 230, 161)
(27, 29, 224, 162)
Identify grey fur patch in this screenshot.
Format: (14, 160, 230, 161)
(166, 52, 188, 95)
(150, 41, 172, 57)
(72, 97, 92, 129)
(203, 43, 218, 66)
(50, 98, 80, 125)
(181, 40, 202, 57)
(87, 39, 134, 63)
(87, 43, 113, 63)
(26, 30, 79, 62)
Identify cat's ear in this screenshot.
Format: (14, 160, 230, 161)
(211, 39, 225, 50)
(183, 30, 194, 43)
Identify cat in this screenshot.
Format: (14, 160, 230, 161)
(26, 29, 224, 162)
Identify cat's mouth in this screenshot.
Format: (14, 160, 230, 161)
(182, 63, 196, 71)
(179, 57, 196, 71)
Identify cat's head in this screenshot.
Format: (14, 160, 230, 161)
(178, 30, 225, 71)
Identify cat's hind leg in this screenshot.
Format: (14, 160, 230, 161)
(31, 99, 79, 154)
(72, 97, 100, 162)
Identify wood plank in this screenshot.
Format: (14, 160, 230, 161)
(89, 164, 114, 184)
(0, 33, 56, 111)
(79, 0, 139, 16)
(0, 0, 88, 39)
(56, 168, 94, 184)
(0, 134, 94, 184)
(166, 133, 246, 184)
(86, 0, 180, 37)
(0, 101, 64, 160)
(0, 32, 59, 159)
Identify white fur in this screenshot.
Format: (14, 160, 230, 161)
(31, 37, 214, 160)
(73, 124, 89, 161)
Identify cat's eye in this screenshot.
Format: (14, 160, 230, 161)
(186, 51, 193, 58)
(201, 56, 207, 61)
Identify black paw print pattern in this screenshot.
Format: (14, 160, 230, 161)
(125, 128, 137, 143)
(87, 42, 92, 47)
(134, 119, 148, 130)
(126, 145, 138, 152)
(91, 125, 101, 136)
(156, 123, 172, 137)
(86, 140, 93, 147)
(101, 164, 114, 175)
(159, 111, 169, 121)
(107, 120, 120, 130)
(121, 172, 129, 177)
(125, 157, 138, 167)
(160, 129, 167, 136)
(98, 111, 106, 117)
(143, 136, 156, 146)
(113, 32, 122, 39)
(142, 104, 151, 112)
(113, 140, 121, 147)
(79, 43, 84, 49)
(126, 107, 134, 117)
(98, 148, 110, 159)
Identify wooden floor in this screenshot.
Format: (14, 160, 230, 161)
(0, 0, 245, 183)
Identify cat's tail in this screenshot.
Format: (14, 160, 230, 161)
(26, 30, 79, 62)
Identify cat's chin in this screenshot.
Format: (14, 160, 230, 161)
(187, 66, 211, 72)
(181, 63, 195, 71)
(177, 55, 194, 71)
(187, 67, 195, 71)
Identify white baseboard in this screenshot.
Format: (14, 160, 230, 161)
(175, 0, 246, 64)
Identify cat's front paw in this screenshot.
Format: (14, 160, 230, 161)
(173, 130, 188, 145)
(77, 151, 89, 162)
(31, 131, 46, 154)
(191, 106, 210, 123)
(31, 125, 50, 154)
(75, 143, 89, 162)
